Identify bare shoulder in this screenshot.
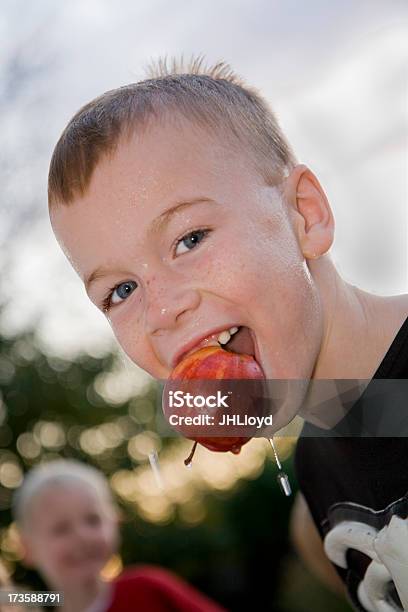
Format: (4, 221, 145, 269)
(365, 291, 408, 345)
(387, 292, 408, 312)
(380, 293, 408, 340)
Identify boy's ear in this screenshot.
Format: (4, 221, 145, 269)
(284, 164, 335, 260)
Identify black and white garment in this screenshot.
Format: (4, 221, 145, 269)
(295, 316, 408, 611)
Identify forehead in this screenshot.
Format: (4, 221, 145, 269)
(28, 484, 100, 523)
(50, 120, 260, 277)
(92, 118, 255, 203)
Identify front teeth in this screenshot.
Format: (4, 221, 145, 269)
(217, 326, 239, 346)
(218, 330, 231, 345)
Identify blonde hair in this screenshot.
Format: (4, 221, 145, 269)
(48, 56, 297, 207)
(12, 459, 117, 529)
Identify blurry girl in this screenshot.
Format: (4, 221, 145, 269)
(12, 460, 224, 612)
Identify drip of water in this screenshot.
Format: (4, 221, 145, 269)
(269, 438, 291, 497)
(149, 450, 164, 491)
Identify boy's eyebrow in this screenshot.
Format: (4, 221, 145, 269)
(149, 196, 216, 235)
(85, 267, 116, 292)
(85, 197, 216, 292)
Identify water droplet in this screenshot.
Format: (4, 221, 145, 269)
(277, 472, 292, 497)
(269, 438, 291, 496)
(269, 438, 282, 470)
(149, 451, 164, 490)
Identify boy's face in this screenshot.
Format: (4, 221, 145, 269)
(51, 119, 323, 430)
(22, 485, 117, 588)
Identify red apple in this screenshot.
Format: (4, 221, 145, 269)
(162, 346, 265, 455)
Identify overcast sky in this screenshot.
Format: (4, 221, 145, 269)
(1, 0, 407, 358)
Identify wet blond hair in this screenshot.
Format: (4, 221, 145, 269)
(48, 56, 296, 208)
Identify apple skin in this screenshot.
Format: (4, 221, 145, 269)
(169, 346, 264, 380)
(162, 346, 265, 454)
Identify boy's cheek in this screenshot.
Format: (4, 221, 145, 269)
(113, 325, 168, 378)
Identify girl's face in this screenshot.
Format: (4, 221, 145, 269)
(22, 485, 117, 589)
(51, 119, 325, 431)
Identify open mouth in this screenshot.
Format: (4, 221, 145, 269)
(223, 326, 256, 358)
(173, 325, 260, 369)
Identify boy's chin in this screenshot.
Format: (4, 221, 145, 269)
(262, 378, 310, 431)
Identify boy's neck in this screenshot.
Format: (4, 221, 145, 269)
(311, 255, 408, 380)
(60, 577, 111, 612)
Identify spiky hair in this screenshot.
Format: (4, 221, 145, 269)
(48, 55, 296, 207)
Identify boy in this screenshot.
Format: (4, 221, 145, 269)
(47, 59, 408, 610)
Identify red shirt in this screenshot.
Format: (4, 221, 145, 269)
(106, 566, 226, 612)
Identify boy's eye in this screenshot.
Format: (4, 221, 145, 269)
(111, 281, 137, 305)
(175, 229, 210, 256)
(102, 279, 138, 313)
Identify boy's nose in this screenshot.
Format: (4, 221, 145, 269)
(146, 286, 202, 335)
